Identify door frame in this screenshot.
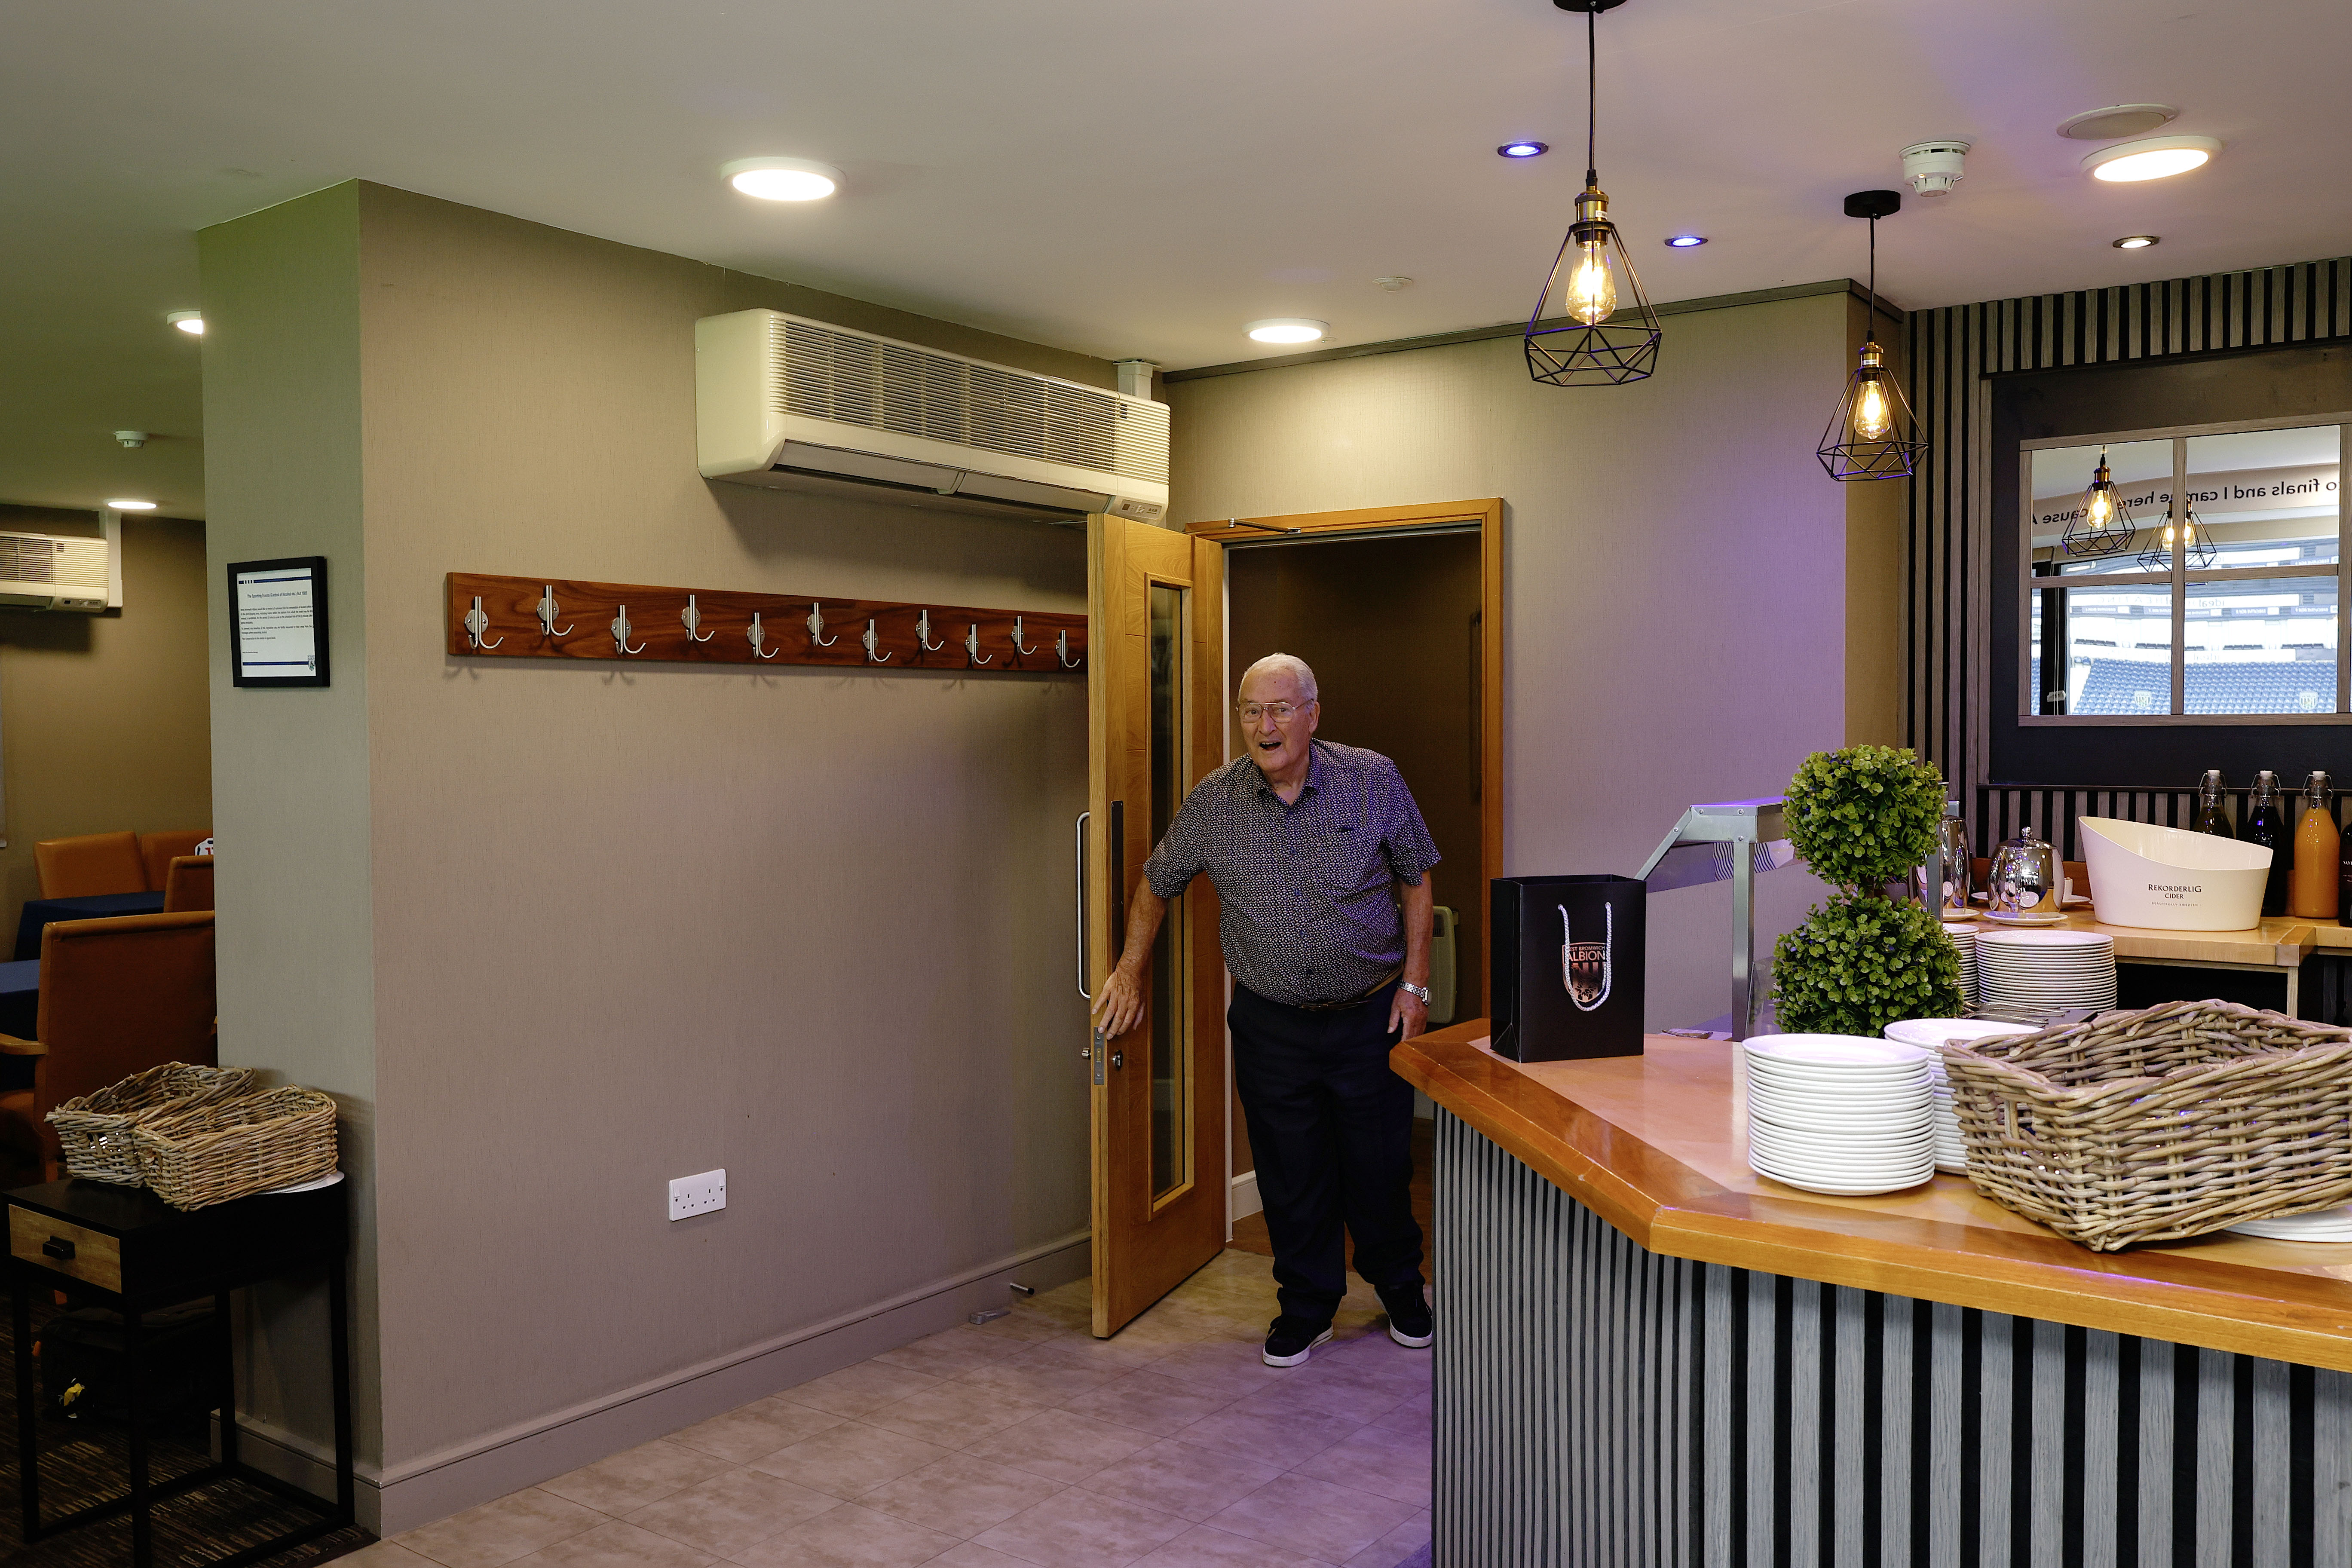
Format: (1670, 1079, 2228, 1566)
(1185, 497, 1505, 1023)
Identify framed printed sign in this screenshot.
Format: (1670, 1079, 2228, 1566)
(227, 557, 330, 688)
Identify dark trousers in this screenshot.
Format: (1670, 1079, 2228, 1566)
(1230, 980, 1425, 1324)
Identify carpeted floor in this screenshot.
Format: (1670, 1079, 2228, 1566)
(0, 1294, 374, 1568)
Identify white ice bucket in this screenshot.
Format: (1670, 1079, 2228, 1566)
(2077, 816, 2270, 931)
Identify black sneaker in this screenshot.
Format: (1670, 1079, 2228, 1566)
(1262, 1316, 1335, 1367)
(1380, 1286, 1433, 1348)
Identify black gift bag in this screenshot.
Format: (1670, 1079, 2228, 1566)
(1490, 874, 1647, 1062)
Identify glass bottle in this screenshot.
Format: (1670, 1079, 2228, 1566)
(2291, 771, 2341, 919)
(2195, 769, 2235, 838)
(2245, 770, 2290, 917)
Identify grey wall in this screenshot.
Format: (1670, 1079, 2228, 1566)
(202, 183, 1095, 1530)
(1167, 294, 1889, 1032)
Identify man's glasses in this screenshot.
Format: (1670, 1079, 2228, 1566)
(1236, 701, 1311, 724)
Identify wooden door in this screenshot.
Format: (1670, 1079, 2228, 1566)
(1084, 514, 1228, 1337)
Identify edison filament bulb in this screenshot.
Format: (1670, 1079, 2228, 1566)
(1567, 239, 1617, 325)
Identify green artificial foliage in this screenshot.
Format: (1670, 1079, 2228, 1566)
(1782, 745, 1947, 893)
(1770, 892, 1965, 1035)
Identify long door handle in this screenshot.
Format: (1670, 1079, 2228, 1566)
(1076, 810, 1092, 1000)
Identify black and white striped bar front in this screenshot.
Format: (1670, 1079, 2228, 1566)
(1393, 1022, 2352, 1567)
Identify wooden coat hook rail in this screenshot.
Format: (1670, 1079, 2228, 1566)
(445, 574, 1086, 672)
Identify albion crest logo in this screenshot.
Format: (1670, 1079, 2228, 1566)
(1559, 903, 1614, 1013)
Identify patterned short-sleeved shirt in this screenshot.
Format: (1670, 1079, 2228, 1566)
(1143, 739, 1441, 1007)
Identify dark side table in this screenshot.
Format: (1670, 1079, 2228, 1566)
(6, 1177, 353, 1568)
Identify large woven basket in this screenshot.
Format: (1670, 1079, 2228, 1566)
(1940, 999, 2352, 1250)
(46, 1063, 258, 1185)
(132, 1086, 338, 1210)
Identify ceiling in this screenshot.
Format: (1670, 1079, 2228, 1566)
(6, 0, 2348, 518)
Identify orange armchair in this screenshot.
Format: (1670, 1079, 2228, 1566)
(163, 854, 214, 913)
(0, 911, 218, 1186)
(139, 830, 211, 893)
(33, 831, 147, 899)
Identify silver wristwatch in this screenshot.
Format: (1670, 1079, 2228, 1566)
(1400, 981, 1431, 1004)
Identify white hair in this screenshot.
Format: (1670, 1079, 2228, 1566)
(1240, 652, 1318, 702)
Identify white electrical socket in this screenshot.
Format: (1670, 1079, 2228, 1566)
(669, 1168, 726, 1221)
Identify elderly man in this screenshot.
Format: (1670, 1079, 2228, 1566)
(1091, 652, 1438, 1366)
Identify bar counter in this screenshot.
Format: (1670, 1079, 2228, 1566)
(1395, 1019, 2352, 1567)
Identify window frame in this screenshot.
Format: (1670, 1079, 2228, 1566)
(2017, 410, 2350, 726)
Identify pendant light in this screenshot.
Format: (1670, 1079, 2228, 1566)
(2062, 445, 2135, 557)
(1816, 190, 1925, 481)
(1523, 0, 1661, 387)
(2133, 503, 2213, 571)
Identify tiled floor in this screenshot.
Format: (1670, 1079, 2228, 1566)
(351, 1252, 1432, 1568)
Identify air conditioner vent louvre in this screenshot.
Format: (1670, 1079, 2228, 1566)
(768, 318, 1170, 487)
(0, 538, 55, 585)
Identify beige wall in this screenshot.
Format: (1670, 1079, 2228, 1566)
(1167, 294, 1879, 1032)
(202, 183, 1096, 1529)
(0, 512, 213, 925)
(1844, 296, 1908, 748)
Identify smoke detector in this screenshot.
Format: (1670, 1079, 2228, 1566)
(113, 430, 148, 448)
(1900, 140, 1970, 198)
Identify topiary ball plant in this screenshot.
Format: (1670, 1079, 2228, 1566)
(1770, 744, 1964, 1034)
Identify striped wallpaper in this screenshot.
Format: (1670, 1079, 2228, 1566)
(1901, 257, 2352, 788)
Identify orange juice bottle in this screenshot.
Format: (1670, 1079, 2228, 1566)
(2291, 771, 2341, 918)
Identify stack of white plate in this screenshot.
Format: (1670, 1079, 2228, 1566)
(1741, 1035, 1934, 1195)
(1947, 927, 1979, 1011)
(2225, 1205, 2352, 1242)
(1974, 929, 2116, 1015)
(1883, 1018, 2033, 1172)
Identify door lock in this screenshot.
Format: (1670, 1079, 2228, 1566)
(1110, 1051, 1124, 1070)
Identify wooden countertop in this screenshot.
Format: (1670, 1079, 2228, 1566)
(1396, 1019, 2352, 1372)
(1978, 906, 2337, 967)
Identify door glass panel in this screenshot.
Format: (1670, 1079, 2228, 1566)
(1147, 582, 1189, 1201)
(2184, 425, 2340, 569)
(2184, 576, 2340, 713)
(2035, 581, 2174, 714)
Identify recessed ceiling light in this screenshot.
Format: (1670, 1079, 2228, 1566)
(105, 499, 157, 511)
(166, 310, 204, 335)
(1663, 234, 1707, 248)
(1244, 318, 1328, 345)
(720, 157, 842, 201)
(2083, 134, 2220, 183)
(1497, 141, 1548, 159)
(2057, 104, 2177, 141)
(2114, 234, 2161, 250)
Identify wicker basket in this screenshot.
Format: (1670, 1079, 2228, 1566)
(132, 1086, 338, 1210)
(1940, 999, 2352, 1251)
(45, 1063, 259, 1185)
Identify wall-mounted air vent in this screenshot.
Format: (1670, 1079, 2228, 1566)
(0, 531, 107, 612)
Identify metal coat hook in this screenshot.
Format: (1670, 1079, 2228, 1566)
(862, 619, 893, 663)
(682, 594, 714, 643)
(612, 605, 646, 655)
(965, 622, 994, 666)
(806, 603, 839, 647)
(1011, 615, 1038, 655)
(1057, 629, 1080, 668)
(462, 596, 503, 651)
(917, 609, 946, 651)
(748, 611, 781, 659)
(536, 586, 574, 638)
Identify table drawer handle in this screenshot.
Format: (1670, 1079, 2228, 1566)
(40, 1235, 73, 1262)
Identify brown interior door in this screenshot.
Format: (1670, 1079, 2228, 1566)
(1084, 514, 1228, 1337)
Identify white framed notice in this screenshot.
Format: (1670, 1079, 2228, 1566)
(228, 557, 330, 687)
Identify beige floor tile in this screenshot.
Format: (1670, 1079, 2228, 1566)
(725, 1504, 959, 1568)
(860, 1452, 1066, 1538)
(1201, 1474, 1418, 1564)
(625, 1468, 845, 1556)
(1061, 1371, 1232, 1439)
(956, 1407, 1160, 1485)
(1131, 1523, 1340, 1568)
(1368, 1389, 1431, 1439)
(505, 1519, 717, 1568)
(926, 1545, 1037, 1568)
(542, 1441, 737, 1516)
(1224, 1371, 1407, 1427)
(862, 1380, 1047, 1448)
(1075, 1438, 1283, 1522)
(748, 1421, 957, 1500)
(343, 1544, 440, 1568)
(1094, 1312, 1219, 1351)
(784, 1362, 948, 1419)
(398, 1486, 609, 1568)
(873, 1327, 1032, 1380)
(970, 1487, 1191, 1568)
(1005, 1334, 1173, 1377)
(1341, 1510, 1430, 1568)
(1290, 1426, 1430, 1509)
(953, 1348, 1123, 1405)
(1140, 1343, 1295, 1403)
(670, 1398, 851, 1464)
(973, 1307, 1082, 1344)
(1174, 1405, 1361, 1471)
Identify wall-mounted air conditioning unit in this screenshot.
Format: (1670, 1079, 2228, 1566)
(0, 531, 108, 612)
(695, 309, 1170, 525)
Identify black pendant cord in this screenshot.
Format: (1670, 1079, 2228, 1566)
(1585, 6, 1598, 186)
(1864, 215, 1878, 347)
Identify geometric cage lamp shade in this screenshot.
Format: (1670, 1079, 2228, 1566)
(1817, 189, 1924, 482)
